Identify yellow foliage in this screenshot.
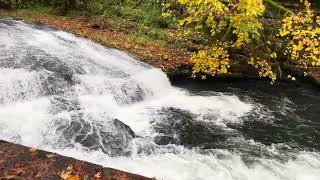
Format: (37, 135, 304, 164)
(166, 0, 317, 83)
(172, 0, 265, 78)
(192, 46, 230, 79)
(249, 58, 277, 84)
(177, 0, 265, 47)
(287, 75, 296, 81)
(279, 0, 320, 69)
(270, 52, 277, 59)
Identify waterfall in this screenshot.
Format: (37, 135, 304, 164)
(0, 20, 319, 180)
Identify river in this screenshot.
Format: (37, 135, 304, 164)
(0, 20, 319, 180)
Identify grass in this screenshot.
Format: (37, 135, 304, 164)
(0, 6, 53, 20)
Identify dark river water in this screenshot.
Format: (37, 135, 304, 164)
(0, 19, 319, 180)
(175, 80, 320, 152)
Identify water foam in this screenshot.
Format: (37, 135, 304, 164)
(51, 144, 320, 180)
(0, 20, 319, 180)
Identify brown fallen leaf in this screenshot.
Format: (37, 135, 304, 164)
(59, 164, 82, 180)
(94, 170, 103, 179)
(59, 170, 72, 180)
(67, 164, 74, 171)
(113, 171, 129, 180)
(29, 148, 37, 153)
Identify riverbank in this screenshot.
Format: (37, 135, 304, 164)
(0, 8, 192, 73)
(1, 8, 319, 86)
(0, 8, 267, 81)
(0, 140, 151, 179)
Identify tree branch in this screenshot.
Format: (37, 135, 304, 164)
(264, 0, 293, 15)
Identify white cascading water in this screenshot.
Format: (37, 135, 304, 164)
(0, 20, 319, 180)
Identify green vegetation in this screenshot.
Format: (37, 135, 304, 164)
(0, 0, 319, 84)
(0, 1, 175, 39)
(162, 0, 320, 83)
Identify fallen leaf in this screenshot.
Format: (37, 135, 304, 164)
(46, 153, 57, 158)
(29, 148, 37, 153)
(113, 171, 129, 180)
(68, 174, 81, 180)
(59, 170, 72, 180)
(94, 170, 102, 179)
(67, 164, 74, 171)
(3, 175, 17, 180)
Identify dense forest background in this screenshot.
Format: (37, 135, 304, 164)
(0, 0, 319, 84)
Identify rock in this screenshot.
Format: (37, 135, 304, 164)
(99, 119, 136, 156)
(152, 107, 236, 149)
(57, 117, 136, 157)
(153, 135, 174, 146)
(113, 119, 135, 138)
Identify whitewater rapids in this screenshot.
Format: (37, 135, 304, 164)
(0, 20, 319, 180)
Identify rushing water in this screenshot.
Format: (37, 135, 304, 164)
(0, 20, 319, 180)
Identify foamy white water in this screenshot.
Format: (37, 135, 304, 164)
(0, 20, 319, 180)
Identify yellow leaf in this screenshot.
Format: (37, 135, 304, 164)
(59, 170, 72, 180)
(68, 175, 81, 180)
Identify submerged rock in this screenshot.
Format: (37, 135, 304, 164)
(153, 107, 237, 149)
(113, 119, 135, 138)
(99, 119, 136, 156)
(55, 116, 136, 157)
